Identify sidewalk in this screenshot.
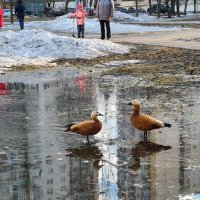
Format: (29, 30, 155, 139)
(110, 29, 200, 50)
(59, 28, 200, 50)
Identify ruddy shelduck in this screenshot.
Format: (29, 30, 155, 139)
(64, 111, 103, 142)
(128, 99, 171, 140)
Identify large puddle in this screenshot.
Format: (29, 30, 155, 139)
(0, 67, 200, 200)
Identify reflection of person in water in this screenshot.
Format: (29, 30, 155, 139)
(130, 141, 171, 170)
(74, 74, 88, 95)
(0, 82, 8, 95)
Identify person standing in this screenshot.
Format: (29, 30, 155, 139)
(0, 5, 4, 29)
(95, 0, 114, 40)
(68, 4, 87, 38)
(15, 0, 25, 30)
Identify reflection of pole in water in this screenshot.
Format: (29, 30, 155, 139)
(95, 79, 119, 199)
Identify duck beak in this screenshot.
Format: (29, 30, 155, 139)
(127, 102, 132, 105)
(98, 113, 104, 116)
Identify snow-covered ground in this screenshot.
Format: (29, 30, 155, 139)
(0, 12, 189, 69)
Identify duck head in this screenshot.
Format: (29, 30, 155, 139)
(128, 99, 141, 112)
(91, 111, 103, 120)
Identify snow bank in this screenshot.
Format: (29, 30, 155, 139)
(114, 11, 157, 22)
(0, 29, 129, 68)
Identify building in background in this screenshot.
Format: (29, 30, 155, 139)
(0, 0, 46, 16)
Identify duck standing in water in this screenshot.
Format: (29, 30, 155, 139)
(64, 111, 103, 142)
(128, 99, 171, 140)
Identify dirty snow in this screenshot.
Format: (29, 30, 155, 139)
(114, 11, 158, 22)
(179, 193, 200, 200)
(0, 29, 129, 68)
(94, 59, 142, 68)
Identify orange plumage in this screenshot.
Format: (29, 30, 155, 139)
(128, 100, 171, 140)
(65, 111, 103, 142)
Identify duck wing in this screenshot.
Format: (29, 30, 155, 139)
(133, 114, 164, 131)
(70, 120, 102, 136)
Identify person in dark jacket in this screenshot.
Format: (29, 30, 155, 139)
(95, 0, 114, 40)
(15, 0, 25, 30)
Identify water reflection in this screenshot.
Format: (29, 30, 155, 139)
(130, 141, 172, 171)
(66, 143, 103, 162)
(66, 143, 103, 200)
(0, 82, 8, 95)
(74, 73, 88, 96)
(0, 69, 200, 199)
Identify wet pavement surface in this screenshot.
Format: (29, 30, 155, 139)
(0, 64, 200, 200)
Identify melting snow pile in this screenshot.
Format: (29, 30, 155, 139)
(114, 11, 157, 22)
(0, 29, 129, 68)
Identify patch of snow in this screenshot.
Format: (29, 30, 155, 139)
(114, 11, 157, 22)
(105, 60, 142, 66)
(0, 29, 129, 68)
(179, 193, 200, 200)
(178, 37, 200, 42)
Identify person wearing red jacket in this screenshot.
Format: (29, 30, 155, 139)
(69, 4, 87, 38)
(0, 5, 4, 29)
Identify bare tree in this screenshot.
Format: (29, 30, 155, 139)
(166, 0, 171, 17)
(176, 0, 180, 16)
(170, 0, 176, 15)
(65, 0, 71, 13)
(135, 0, 139, 17)
(194, 0, 197, 13)
(183, 0, 189, 14)
(157, 0, 161, 18)
(149, 0, 152, 13)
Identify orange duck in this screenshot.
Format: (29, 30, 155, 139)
(128, 99, 171, 140)
(64, 111, 103, 142)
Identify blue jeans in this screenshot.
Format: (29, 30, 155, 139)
(18, 17, 24, 30)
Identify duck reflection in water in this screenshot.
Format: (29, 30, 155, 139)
(66, 143, 103, 170)
(130, 141, 172, 170)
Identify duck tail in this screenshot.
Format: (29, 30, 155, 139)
(164, 123, 172, 128)
(64, 124, 75, 132)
